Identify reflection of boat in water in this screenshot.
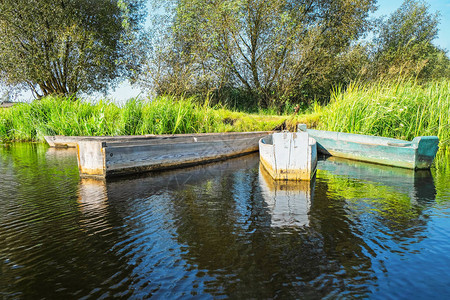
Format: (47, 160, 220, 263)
(78, 178, 108, 210)
(77, 154, 260, 201)
(317, 156, 436, 202)
(258, 164, 315, 228)
(77, 178, 111, 233)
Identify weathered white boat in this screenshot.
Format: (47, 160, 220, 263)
(259, 164, 314, 228)
(298, 124, 439, 169)
(259, 131, 317, 181)
(76, 131, 270, 178)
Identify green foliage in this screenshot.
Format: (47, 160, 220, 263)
(377, 0, 438, 50)
(0, 96, 286, 142)
(433, 148, 450, 203)
(143, 0, 376, 107)
(318, 79, 450, 148)
(373, 0, 450, 80)
(0, 0, 146, 97)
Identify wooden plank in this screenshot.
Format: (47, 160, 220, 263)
(104, 137, 260, 176)
(0, 101, 20, 108)
(104, 131, 270, 148)
(77, 141, 106, 177)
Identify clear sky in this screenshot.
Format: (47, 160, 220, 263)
(12, 0, 450, 103)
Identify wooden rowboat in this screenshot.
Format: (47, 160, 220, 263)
(259, 131, 317, 181)
(298, 124, 439, 169)
(75, 131, 270, 178)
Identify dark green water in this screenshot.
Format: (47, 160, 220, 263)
(1, 143, 450, 299)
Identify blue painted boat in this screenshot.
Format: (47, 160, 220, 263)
(297, 124, 439, 169)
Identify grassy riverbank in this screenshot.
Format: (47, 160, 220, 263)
(0, 96, 289, 142)
(317, 79, 450, 148)
(1, 79, 448, 149)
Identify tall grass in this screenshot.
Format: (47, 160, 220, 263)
(318, 79, 450, 148)
(0, 96, 285, 142)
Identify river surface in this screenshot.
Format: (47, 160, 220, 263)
(1, 143, 450, 299)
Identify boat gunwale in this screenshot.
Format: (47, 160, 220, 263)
(45, 131, 273, 147)
(77, 132, 271, 178)
(103, 133, 271, 149)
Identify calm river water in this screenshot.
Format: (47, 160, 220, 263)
(1, 143, 450, 299)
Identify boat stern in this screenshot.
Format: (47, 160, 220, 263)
(77, 141, 107, 177)
(413, 136, 439, 169)
(259, 131, 317, 181)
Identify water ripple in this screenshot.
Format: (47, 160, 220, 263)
(1, 146, 450, 298)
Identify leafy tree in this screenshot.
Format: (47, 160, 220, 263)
(373, 0, 450, 80)
(143, 0, 376, 107)
(0, 0, 146, 98)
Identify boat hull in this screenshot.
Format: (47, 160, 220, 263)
(259, 132, 317, 181)
(299, 126, 439, 169)
(307, 129, 439, 169)
(44, 135, 159, 147)
(76, 132, 271, 178)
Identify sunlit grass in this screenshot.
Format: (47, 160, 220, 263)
(318, 79, 450, 147)
(0, 96, 287, 142)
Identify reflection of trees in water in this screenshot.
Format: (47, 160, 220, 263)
(101, 153, 442, 298)
(309, 179, 375, 296)
(163, 155, 440, 298)
(309, 156, 438, 296)
(316, 157, 436, 245)
(3, 143, 441, 298)
(168, 160, 376, 298)
(0, 144, 135, 298)
(432, 148, 450, 204)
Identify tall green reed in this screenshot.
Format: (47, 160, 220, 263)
(0, 95, 282, 142)
(0, 96, 220, 141)
(319, 79, 450, 147)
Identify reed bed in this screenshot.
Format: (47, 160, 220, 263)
(0, 96, 284, 142)
(318, 79, 450, 148)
